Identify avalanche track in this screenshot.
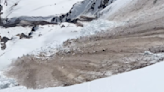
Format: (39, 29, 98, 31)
(0, 0, 164, 91)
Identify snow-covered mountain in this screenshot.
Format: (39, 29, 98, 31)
(0, 0, 117, 26)
(1, 0, 84, 18)
(0, 0, 164, 91)
(0, 0, 84, 69)
(51, 0, 116, 23)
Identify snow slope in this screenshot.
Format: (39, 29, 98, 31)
(1, 0, 84, 18)
(98, 0, 134, 19)
(1, 0, 164, 91)
(1, 60, 164, 92)
(51, 0, 116, 23)
(1, 0, 118, 26)
(0, 23, 81, 70)
(0, 19, 117, 70)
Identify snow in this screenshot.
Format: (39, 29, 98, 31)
(1, 60, 164, 92)
(99, 0, 133, 19)
(1, 17, 164, 91)
(0, 72, 17, 89)
(1, 0, 164, 91)
(0, 27, 31, 38)
(0, 18, 125, 91)
(0, 24, 81, 70)
(1, 0, 84, 18)
(51, 0, 116, 23)
(80, 19, 125, 36)
(0, 19, 122, 70)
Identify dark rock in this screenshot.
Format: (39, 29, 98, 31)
(19, 33, 32, 39)
(0, 36, 10, 43)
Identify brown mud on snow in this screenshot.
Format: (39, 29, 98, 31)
(6, 0, 164, 89)
(6, 27, 164, 89)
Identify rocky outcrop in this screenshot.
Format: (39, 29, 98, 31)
(51, 0, 116, 23)
(0, 36, 11, 50)
(1, 0, 116, 27)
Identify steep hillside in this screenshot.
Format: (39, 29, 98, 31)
(2, 0, 164, 89)
(0, 0, 164, 91)
(0, 0, 117, 26)
(1, 0, 84, 18)
(51, 0, 116, 23)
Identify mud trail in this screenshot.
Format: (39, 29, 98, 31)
(6, 0, 164, 89)
(6, 27, 164, 89)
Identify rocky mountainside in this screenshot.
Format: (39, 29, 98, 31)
(0, 0, 117, 26)
(51, 0, 116, 23)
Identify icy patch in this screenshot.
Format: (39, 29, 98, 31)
(0, 72, 17, 90)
